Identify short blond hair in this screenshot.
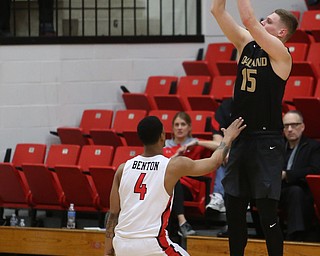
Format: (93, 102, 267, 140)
(275, 9, 299, 42)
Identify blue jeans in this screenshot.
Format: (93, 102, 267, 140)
(214, 165, 226, 196)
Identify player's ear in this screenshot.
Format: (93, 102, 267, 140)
(278, 28, 287, 39)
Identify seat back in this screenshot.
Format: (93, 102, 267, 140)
(54, 164, 101, 211)
(290, 10, 301, 21)
(56, 110, 113, 146)
(46, 144, 81, 167)
(176, 76, 212, 110)
(177, 76, 212, 96)
(210, 76, 236, 101)
(22, 144, 81, 210)
(112, 110, 147, 134)
(306, 43, 320, 78)
(314, 79, 320, 97)
(288, 29, 314, 44)
(153, 76, 212, 111)
(186, 111, 215, 140)
(112, 110, 147, 146)
(12, 143, 47, 167)
(216, 61, 237, 76)
(290, 61, 318, 83)
(78, 145, 114, 170)
(89, 167, 116, 211)
(145, 76, 178, 96)
(293, 97, 320, 138)
(0, 164, 32, 208)
(205, 43, 236, 76)
(149, 110, 178, 138)
(79, 109, 113, 134)
(0, 143, 46, 209)
(285, 43, 309, 61)
(112, 146, 144, 169)
(283, 76, 315, 102)
(306, 175, 320, 220)
(300, 10, 320, 31)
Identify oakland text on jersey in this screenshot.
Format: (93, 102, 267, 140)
(132, 160, 160, 171)
(241, 56, 267, 68)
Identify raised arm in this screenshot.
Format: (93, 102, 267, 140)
(237, 0, 292, 79)
(104, 164, 123, 256)
(211, 0, 251, 53)
(165, 118, 246, 192)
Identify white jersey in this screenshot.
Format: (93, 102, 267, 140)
(114, 154, 190, 256)
(115, 154, 172, 239)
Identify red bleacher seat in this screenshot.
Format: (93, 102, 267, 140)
(188, 76, 235, 111)
(79, 145, 114, 212)
(300, 10, 320, 42)
(290, 10, 301, 21)
(90, 109, 147, 147)
(283, 76, 315, 103)
(0, 143, 47, 209)
(288, 29, 314, 44)
(53, 109, 113, 146)
(186, 111, 214, 140)
(149, 110, 178, 139)
(153, 76, 211, 111)
(306, 43, 320, 78)
(89, 167, 116, 213)
(22, 144, 81, 210)
(112, 146, 144, 169)
(216, 61, 237, 76)
(285, 42, 309, 61)
(306, 175, 320, 221)
(122, 76, 178, 111)
(182, 42, 235, 79)
(54, 145, 114, 212)
(293, 97, 320, 139)
(314, 79, 320, 97)
(291, 61, 318, 83)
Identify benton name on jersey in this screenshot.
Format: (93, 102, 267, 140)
(132, 160, 160, 171)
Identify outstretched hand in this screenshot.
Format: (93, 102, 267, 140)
(221, 117, 246, 142)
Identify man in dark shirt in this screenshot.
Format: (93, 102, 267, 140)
(280, 110, 320, 241)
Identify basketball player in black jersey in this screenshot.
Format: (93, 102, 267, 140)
(211, 1, 298, 255)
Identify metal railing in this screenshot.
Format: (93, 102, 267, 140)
(1, 0, 203, 44)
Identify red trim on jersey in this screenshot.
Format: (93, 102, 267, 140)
(157, 196, 183, 255)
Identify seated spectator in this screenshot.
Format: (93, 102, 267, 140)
(279, 110, 320, 241)
(163, 112, 220, 237)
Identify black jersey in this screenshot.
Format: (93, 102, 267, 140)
(231, 41, 288, 133)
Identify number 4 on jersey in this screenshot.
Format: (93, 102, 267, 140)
(134, 173, 147, 200)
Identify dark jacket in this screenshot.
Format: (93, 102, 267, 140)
(284, 135, 320, 192)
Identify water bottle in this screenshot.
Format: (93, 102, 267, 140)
(67, 203, 76, 229)
(10, 213, 18, 227)
(19, 219, 26, 227)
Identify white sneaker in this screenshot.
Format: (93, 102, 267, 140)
(206, 193, 226, 213)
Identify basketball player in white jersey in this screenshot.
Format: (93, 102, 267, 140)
(104, 116, 246, 256)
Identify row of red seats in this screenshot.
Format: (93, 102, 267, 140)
(121, 73, 320, 138)
(288, 9, 320, 43)
(182, 42, 320, 82)
(0, 143, 143, 214)
(51, 108, 217, 147)
(122, 75, 232, 112)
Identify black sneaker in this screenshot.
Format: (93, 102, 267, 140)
(178, 222, 196, 237)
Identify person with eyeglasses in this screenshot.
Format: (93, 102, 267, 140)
(279, 110, 320, 241)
